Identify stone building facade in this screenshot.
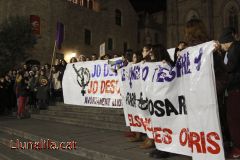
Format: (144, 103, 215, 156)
(0, 0, 138, 63)
(166, 0, 240, 48)
(137, 11, 166, 49)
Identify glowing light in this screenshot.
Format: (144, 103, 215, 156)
(64, 52, 77, 63)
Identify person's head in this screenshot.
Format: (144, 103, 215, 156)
(70, 57, 78, 63)
(0, 77, 5, 83)
(219, 27, 235, 51)
(79, 55, 86, 62)
(12, 70, 17, 76)
(55, 59, 61, 65)
(113, 54, 120, 58)
(101, 54, 111, 60)
(24, 70, 29, 78)
(151, 44, 173, 65)
(40, 70, 45, 76)
(142, 45, 152, 59)
(29, 71, 35, 77)
(23, 64, 27, 69)
(44, 64, 50, 70)
(86, 57, 90, 61)
(35, 70, 40, 77)
(51, 66, 56, 72)
(91, 54, 97, 61)
(4, 75, 10, 81)
(177, 41, 188, 50)
(184, 19, 209, 46)
(8, 70, 13, 76)
(132, 52, 142, 64)
(60, 59, 67, 66)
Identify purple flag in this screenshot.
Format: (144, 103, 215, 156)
(56, 22, 64, 49)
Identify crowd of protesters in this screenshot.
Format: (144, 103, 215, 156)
(0, 61, 67, 118)
(121, 19, 240, 159)
(0, 18, 239, 159)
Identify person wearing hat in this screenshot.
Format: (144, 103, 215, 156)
(218, 27, 240, 159)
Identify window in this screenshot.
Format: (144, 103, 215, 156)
(115, 9, 122, 26)
(123, 42, 128, 52)
(88, 0, 93, 9)
(108, 38, 113, 50)
(154, 33, 159, 44)
(84, 29, 91, 45)
(229, 7, 238, 33)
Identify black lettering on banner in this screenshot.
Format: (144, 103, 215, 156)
(126, 92, 188, 117)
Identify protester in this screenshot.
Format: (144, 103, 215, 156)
(70, 57, 78, 63)
(15, 71, 29, 119)
(50, 66, 62, 102)
(173, 41, 187, 65)
(36, 70, 49, 109)
(91, 54, 98, 61)
(147, 44, 174, 158)
(28, 70, 37, 110)
(218, 28, 240, 158)
(79, 55, 86, 62)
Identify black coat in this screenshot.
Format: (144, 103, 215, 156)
(226, 41, 240, 91)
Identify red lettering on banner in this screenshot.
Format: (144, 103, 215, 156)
(100, 80, 120, 94)
(179, 128, 221, 154)
(180, 128, 189, 146)
(153, 127, 173, 144)
(88, 81, 98, 94)
(207, 132, 220, 154)
(128, 114, 152, 130)
(163, 128, 173, 144)
(134, 115, 142, 127)
(189, 132, 202, 153)
(128, 114, 134, 126)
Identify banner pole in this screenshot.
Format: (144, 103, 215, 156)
(49, 40, 57, 79)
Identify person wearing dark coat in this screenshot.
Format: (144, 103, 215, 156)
(218, 27, 240, 159)
(36, 70, 49, 109)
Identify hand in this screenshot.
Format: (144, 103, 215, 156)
(213, 40, 221, 52)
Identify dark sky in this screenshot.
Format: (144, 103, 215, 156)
(130, 0, 166, 13)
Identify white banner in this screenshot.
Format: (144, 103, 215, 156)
(63, 59, 122, 108)
(120, 41, 225, 160)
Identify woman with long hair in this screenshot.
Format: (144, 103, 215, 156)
(184, 19, 209, 46)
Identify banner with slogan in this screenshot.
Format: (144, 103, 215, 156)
(62, 59, 123, 108)
(120, 41, 225, 160)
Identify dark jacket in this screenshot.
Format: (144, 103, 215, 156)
(226, 41, 240, 91)
(213, 51, 229, 95)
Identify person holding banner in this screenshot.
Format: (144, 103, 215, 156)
(147, 44, 174, 158)
(218, 29, 240, 159)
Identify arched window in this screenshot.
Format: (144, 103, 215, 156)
(83, 0, 87, 7)
(185, 10, 200, 22)
(223, 1, 239, 32)
(115, 9, 122, 26)
(88, 0, 93, 10)
(229, 7, 238, 33)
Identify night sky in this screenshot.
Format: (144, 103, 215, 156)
(130, 0, 166, 13)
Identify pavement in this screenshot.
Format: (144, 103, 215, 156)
(0, 116, 193, 160)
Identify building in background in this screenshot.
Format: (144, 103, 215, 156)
(0, 0, 138, 63)
(166, 0, 240, 48)
(137, 11, 166, 49)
